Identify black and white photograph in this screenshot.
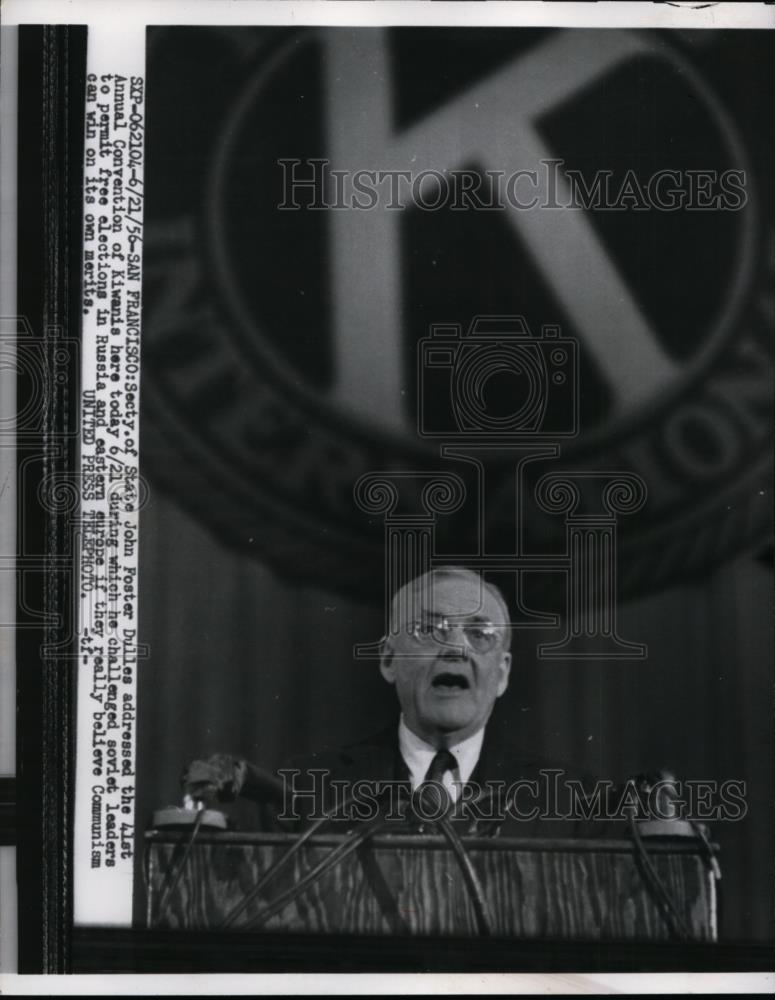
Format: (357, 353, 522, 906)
(2, 0, 775, 991)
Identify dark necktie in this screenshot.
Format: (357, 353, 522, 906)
(417, 749, 458, 816)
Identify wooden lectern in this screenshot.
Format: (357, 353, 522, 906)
(145, 830, 717, 940)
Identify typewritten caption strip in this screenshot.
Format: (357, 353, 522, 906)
(73, 25, 145, 927)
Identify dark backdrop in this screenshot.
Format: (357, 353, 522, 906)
(135, 25, 775, 944)
(136, 487, 773, 941)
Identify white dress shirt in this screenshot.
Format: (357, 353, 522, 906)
(398, 716, 485, 803)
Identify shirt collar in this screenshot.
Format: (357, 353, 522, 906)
(398, 715, 485, 789)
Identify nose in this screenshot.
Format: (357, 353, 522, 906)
(437, 624, 473, 655)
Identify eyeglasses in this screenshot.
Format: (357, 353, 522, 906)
(407, 617, 504, 653)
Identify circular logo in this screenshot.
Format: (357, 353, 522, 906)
(141, 27, 774, 602)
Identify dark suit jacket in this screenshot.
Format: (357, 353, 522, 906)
(270, 721, 619, 840)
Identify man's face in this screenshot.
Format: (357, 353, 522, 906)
(380, 574, 512, 746)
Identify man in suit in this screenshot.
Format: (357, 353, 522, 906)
(184, 566, 605, 836)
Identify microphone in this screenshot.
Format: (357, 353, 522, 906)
(239, 760, 286, 803)
(627, 769, 721, 882)
(151, 799, 228, 831)
(152, 754, 285, 830)
(630, 769, 696, 837)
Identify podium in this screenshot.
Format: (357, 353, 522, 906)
(145, 830, 717, 940)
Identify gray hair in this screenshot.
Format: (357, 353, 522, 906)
(389, 566, 512, 651)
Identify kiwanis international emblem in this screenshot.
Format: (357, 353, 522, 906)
(140, 26, 773, 610)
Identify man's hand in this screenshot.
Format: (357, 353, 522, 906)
(180, 754, 248, 805)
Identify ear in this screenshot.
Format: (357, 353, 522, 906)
(379, 640, 396, 685)
(495, 651, 511, 698)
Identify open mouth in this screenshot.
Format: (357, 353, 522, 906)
(431, 672, 470, 691)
